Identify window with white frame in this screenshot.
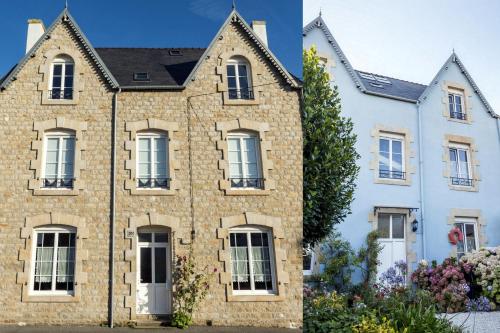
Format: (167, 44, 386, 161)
(31, 226, 76, 295)
(136, 132, 169, 189)
(449, 144, 472, 186)
(227, 57, 253, 100)
(303, 248, 314, 276)
(227, 132, 263, 189)
(49, 55, 74, 100)
(379, 134, 405, 180)
(454, 218, 478, 259)
(42, 131, 75, 189)
(229, 227, 276, 295)
(448, 89, 466, 120)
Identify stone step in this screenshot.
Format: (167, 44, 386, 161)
(134, 320, 169, 329)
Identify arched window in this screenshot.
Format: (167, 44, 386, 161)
(30, 225, 76, 295)
(227, 131, 263, 189)
(229, 226, 276, 295)
(136, 131, 169, 189)
(49, 55, 74, 100)
(226, 56, 253, 100)
(42, 130, 76, 189)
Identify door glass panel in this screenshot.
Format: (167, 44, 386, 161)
(392, 215, 405, 239)
(138, 233, 152, 242)
(140, 248, 152, 283)
(377, 214, 390, 238)
(154, 247, 167, 283)
(155, 233, 168, 243)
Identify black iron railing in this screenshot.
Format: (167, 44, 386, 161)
(230, 178, 264, 189)
(228, 88, 254, 100)
(42, 178, 74, 188)
(48, 89, 73, 100)
(451, 177, 473, 186)
(450, 111, 467, 120)
(137, 177, 170, 189)
(379, 170, 406, 180)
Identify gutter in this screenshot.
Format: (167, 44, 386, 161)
(109, 88, 121, 328)
(416, 102, 426, 260)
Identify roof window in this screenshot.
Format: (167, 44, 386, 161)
(133, 72, 150, 81)
(169, 50, 182, 56)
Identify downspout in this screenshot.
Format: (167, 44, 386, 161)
(109, 88, 121, 328)
(496, 118, 500, 152)
(417, 101, 426, 260)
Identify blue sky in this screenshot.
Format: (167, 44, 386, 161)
(304, 0, 500, 112)
(0, 0, 302, 78)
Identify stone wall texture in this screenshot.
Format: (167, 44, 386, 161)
(0, 14, 302, 329)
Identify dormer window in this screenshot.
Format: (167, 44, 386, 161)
(448, 89, 466, 120)
(227, 57, 253, 100)
(49, 55, 74, 100)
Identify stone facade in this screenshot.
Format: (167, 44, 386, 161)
(0, 9, 302, 328)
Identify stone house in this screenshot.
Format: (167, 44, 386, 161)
(0, 8, 302, 328)
(303, 15, 500, 279)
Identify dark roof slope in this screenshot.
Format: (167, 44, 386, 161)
(95, 48, 206, 87)
(355, 70, 427, 102)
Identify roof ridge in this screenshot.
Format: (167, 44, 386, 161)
(355, 69, 427, 87)
(95, 47, 206, 50)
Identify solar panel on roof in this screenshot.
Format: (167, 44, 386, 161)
(359, 73, 375, 80)
(375, 76, 391, 84)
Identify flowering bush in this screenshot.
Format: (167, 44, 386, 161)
(461, 246, 500, 308)
(377, 260, 407, 296)
(172, 253, 215, 329)
(411, 258, 472, 312)
(465, 296, 491, 312)
(351, 315, 396, 333)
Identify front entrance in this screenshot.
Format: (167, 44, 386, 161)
(377, 213, 406, 280)
(136, 227, 171, 315)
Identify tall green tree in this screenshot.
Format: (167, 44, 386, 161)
(303, 46, 360, 247)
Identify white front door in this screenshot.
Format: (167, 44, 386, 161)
(136, 230, 171, 315)
(377, 213, 406, 280)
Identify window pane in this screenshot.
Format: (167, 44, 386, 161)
(379, 138, 389, 153)
(392, 215, 405, 239)
(228, 138, 241, 153)
(392, 140, 402, 155)
(465, 224, 476, 252)
(449, 149, 459, 178)
(227, 77, 237, 90)
(378, 214, 390, 238)
(138, 233, 152, 242)
(392, 152, 403, 172)
(53, 64, 62, 76)
(226, 65, 236, 77)
(455, 223, 465, 254)
(448, 94, 454, 113)
(238, 65, 248, 77)
(458, 150, 469, 178)
(155, 247, 167, 283)
(65, 64, 74, 76)
(155, 233, 168, 243)
(52, 76, 62, 88)
(140, 248, 152, 283)
(303, 253, 312, 270)
(43, 233, 55, 247)
(230, 233, 250, 291)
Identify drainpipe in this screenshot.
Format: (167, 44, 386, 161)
(417, 101, 426, 260)
(109, 88, 121, 328)
(496, 118, 500, 153)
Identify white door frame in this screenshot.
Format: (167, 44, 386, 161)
(136, 227, 172, 315)
(377, 213, 406, 280)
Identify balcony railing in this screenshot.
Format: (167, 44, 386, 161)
(450, 111, 467, 120)
(451, 177, 473, 187)
(229, 177, 264, 189)
(137, 177, 170, 189)
(42, 178, 74, 189)
(379, 170, 406, 180)
(228, 88, 254, 100)
(48, 89, 73, 100)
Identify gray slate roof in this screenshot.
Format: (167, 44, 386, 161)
(95, 48, 206, 88)
(355, 70, 427, 102)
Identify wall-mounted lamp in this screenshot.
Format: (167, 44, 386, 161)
(412, 218, 418, 232)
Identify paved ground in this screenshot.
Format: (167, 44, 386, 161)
(0, 326, 300, 333)
(440, 311, 500, 333)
